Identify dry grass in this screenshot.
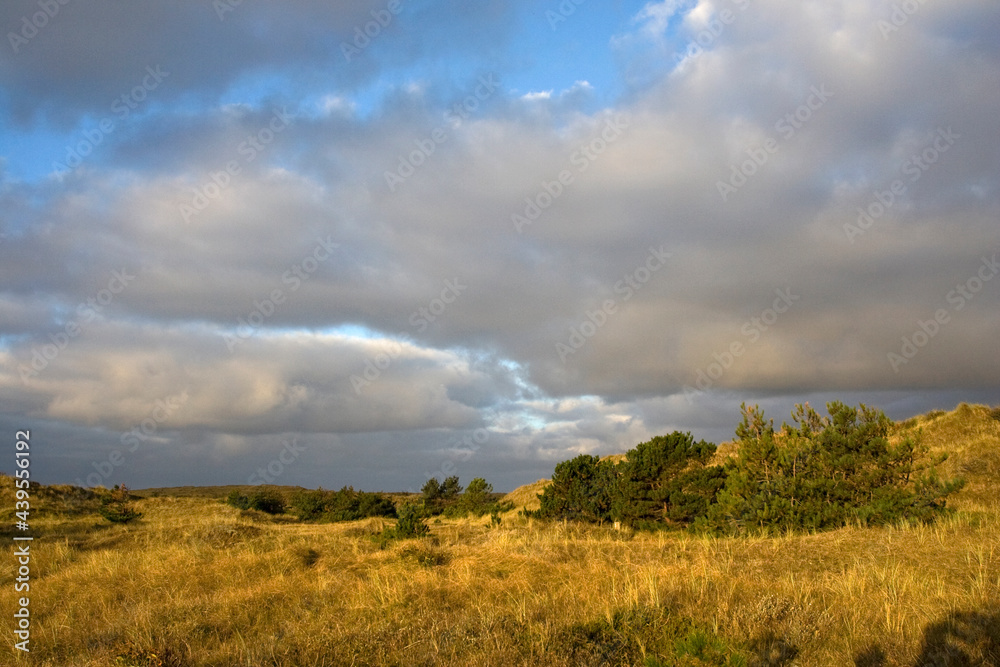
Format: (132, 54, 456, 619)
(2, 403, 998, 666)
(501, 479, 550, 513)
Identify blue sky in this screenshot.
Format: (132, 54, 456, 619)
(2, 1, 656, 183)
(0, 0, 998, 492)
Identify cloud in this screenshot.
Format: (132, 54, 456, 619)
(0, 0, 523, 126)
(0, 0, 997, 489)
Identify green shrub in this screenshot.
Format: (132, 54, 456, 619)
(226, 489, 286, 515)
(225, 489, 251, 510)
(387, 503, 429, 539)
(554, 606, 749, 666)
(289, 487, 396, 522)
(99, 484, 142, 524)
(536, 402, 965, 536)
(249, 490, 285, 514)
(420, 477, 441, 503)
(353, 490, 397, 520)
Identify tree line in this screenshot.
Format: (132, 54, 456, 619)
(222, 474, 509, 528)
(528, 402, 964, 534)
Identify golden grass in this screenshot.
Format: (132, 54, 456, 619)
(1, 403, 997, 666)
(500, 479, 550, 513)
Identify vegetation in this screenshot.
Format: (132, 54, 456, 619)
(384, 502, 430, 539)
(0, 402, 996, 665)
(419, 474, 511, 519)
(615, 432, 725, 529)
(420, 474, 462, 515)
(705, 402, 964, 533)
(224, 488, 286, 515)
(288, 486, 396, 522)
(534, 402, 963, 536)
(536, 454, 614, 523)
(98, 483, 142, 524)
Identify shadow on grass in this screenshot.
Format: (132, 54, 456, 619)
(746, 631, 799, 666)
(855, 609, 1000, 666)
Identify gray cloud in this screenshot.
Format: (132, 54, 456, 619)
(1, 0, 997, 490)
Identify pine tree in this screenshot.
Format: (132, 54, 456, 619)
(707, 402, 964, 533)
(615, 432, 722, 528)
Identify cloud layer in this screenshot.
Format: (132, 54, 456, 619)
(1, 0, 998, 490)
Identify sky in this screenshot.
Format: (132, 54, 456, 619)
(0, 0, 998, 493)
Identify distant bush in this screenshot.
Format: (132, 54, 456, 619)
(419, 475, 509, 519)
(99, 484, 142, 524)
(225, 489, 286, 515)
(289, 486, 396, 522)
(250, 490, 286, 515)
(489, 505, 505, 528)
(225, 489, 251, 510)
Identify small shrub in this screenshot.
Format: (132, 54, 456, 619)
(399, 544, 449, 567)
(386, 503, 429, 539)
(420, 475, 462, 515)
(536, 432, 722, 528)
(457, 477, 494, 516)
(225, 490, 250, 510)
(114, 641, 188, 667)
(248, 490, 286, 514)
(554, 606, 748, 666)
(672, 628, 748, 666)
(990, 406, 1000, 422)
(99, 484, 142, 524)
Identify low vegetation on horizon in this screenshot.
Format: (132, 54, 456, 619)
(1, 401, 998, 666)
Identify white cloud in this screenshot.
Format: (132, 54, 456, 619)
(521, 90, 553, 101)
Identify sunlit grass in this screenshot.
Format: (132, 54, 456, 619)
(1, 403, 997, 665)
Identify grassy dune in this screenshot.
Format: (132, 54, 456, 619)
(2, 404, 998, 666)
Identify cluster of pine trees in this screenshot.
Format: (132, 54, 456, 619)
(419, 475, 510, 518)
(531, 402, 963, 534)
